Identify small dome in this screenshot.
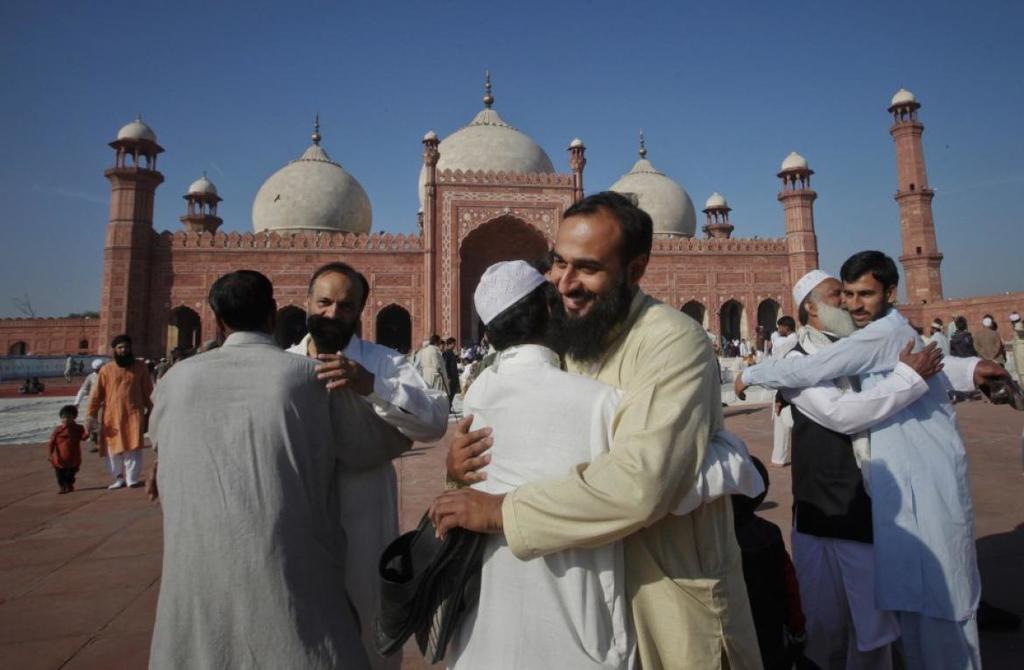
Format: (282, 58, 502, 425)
(891, 88, 917, 106)
(610, 144, 696, 238)
(252, 128, 371, 234)
(568, 137, 584, 149)
(117, 118, 157, 143)
(418, 80, 555, 205)
(423, 130, 438, 141)
(187, 175, 217, 195)
(704, 192, 728, 209)
(780, 151, 808, 172)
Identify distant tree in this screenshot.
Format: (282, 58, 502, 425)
(13, 293, 35, 318)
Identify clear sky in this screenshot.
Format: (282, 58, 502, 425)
(1, 0, 1021, 317)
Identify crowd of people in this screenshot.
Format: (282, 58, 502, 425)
(43, 190, 1023, 669)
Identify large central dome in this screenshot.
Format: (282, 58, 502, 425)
(252, 120, 372, 234)
(610, 134, 696, 238)
(418, 77, 555, 205)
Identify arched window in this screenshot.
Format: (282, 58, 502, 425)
(719, 300, 743, 342)
(681, 300, 706, 327)
(757, 299, 780, 336)
(168, 306, 202, 355)
(376, 304, 412, 355)
(8, 341, 27, 356)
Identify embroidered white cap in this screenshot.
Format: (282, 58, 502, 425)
(982, 316, 994, 327)
(91, 359, 104, 371)
(792, 269, 834, 308)
(1011, 312, 1021, 323)
(474, 260, 547, 326)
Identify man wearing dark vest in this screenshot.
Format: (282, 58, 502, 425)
(780, 270, 941, 669)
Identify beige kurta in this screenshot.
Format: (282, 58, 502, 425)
(502, 291, 762, 670)
(87, 360, 153, 456)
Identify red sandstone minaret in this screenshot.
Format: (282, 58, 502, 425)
(777, 151, 820, 281)
(568, 137, 586, 203)
(889, 88, 943, 303)
(98, 116, 164, 355)
(702, 192, 734, 239)
(180, 172, 223, 234)
(421, 128, 440, 337)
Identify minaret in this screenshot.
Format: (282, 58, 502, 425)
(777, 151, 820, 281)
(889, 88, 943, 303)
(99, 116, 164, 355)
(421, 128, 440, 337)
(180, 172, 223, 233)
(568, 137, 586, 203)
(702, 192, 734, 239)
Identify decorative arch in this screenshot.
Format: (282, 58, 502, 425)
(757, 298, 781, 336)
(719, 299, 744, 342)
(275, 305, 307, 349)
(457, 216, 549, 343)
(167, 306, 201, 356)
(8, 341, 27, 356)
(681, 300, 706, 327)
(376, 304, 412, 355)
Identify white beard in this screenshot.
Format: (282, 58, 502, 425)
(816, 301, 856, 337)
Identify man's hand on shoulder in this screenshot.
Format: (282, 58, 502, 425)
(446, 415, 492, 485)
(734, 372, 749, 401)
(973, 360, 1010, 389)
(429, 489, 505, 539)
(315, 353, 374, 395)
(899, 339, 944, 379)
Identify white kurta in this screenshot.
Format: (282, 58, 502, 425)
(448, 345, 635, 670)
(289, 333, 447, 669)
(149, 331, 411, 669)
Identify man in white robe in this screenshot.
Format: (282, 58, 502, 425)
(149, 270, 410, 669)
(769, 316, 798, 465)
(290, 262, 448, 669)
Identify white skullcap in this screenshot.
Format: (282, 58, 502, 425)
(931, 319, 943, 329)
(1009, 312, 1021, 323)
(792, 269, 834, 308)
(474, 260, 546, 326)
(982, 316, 993, 327)
(91, 359, 103, 371)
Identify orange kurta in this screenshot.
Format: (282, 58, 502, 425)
(87, 360, 153, 455)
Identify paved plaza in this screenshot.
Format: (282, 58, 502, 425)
(0, 399, 1021, 669)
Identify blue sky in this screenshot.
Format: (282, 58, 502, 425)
(1, 0, 1021, 317)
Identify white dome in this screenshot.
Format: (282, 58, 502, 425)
(117, 118, 157, 143)
(252, 139, 371, 234)
(704, 192, 728, 209)
(423, 130, 438, 141)
(610, 155, 696, 238)
(418, 106, 555, 205)
(187, 175, 217, 195)
(780, 151, 808, 172)
(569, 137, 584, 149)
(891, 88, 917, 106)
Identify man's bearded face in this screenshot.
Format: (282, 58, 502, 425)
(113, 343, 133, 368)
(815, 300, 856, 337)
(306, 272, 363, 353)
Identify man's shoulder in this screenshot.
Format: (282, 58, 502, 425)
(634, 296, 705, 342)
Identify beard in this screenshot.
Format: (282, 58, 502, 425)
(114, 351, 134, 368)
(306, 314, 357, 354)
(551, 275, 633, 363)
(815, 301, 857, 337)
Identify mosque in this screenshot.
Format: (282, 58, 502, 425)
(2, 81, 1020, 358)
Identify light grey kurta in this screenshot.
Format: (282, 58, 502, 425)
(149, 332, 410, 669)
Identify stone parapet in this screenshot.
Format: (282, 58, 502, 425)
(156, 229, 423, 251)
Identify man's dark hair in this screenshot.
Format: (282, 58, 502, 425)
(561, 191, 653, 266)
(797, 302, 810, 326)
(840, 251, 900, 292)
(111, 334, 131, 348)
(485, 284, 553, 351)
(777, 316, 796, 331)
(429, 334, 442, 346)
(445, 337, 456, 346)
(307, 262, 370, 311)
(955, 316, 968, 332)
(209, 270, 275, 332)
(59, 404, 78, 419)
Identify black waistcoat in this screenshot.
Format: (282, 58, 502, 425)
(789, 344, 874, 543)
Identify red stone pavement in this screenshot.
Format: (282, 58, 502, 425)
(1, 402, 1022, 669)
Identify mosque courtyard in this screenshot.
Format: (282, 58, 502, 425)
(0, 398, 1021, 669)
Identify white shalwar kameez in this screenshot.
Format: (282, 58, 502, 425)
(742, 310, 984, 670)
(448, 344, 635, 670)
(770, 331, 798, 465)
(290, 333, 448, 670)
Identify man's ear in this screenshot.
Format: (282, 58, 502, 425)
(885, 284, 898, 306)
(626, 254, 649, 287)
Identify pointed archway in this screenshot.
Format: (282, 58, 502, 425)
(376, 304, 412, 354)
(681, 300, 706, 327)
(757, 299, 780, 336)
(719, 299, 743, 342)
(8, 341, 27, 356)
(458, 216, 550, 343)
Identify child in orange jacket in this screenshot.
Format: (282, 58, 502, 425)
(48, 405, 85, 494)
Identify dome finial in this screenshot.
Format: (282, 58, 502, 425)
(639, 130, 647, 159)
(483, 70, 494, 109)
(312, 113, 322, 145)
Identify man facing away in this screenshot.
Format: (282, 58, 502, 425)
(432, 192, 761, 670)
(973, 314, 1007, 365)
(925, 318, 951, 357)
(737, 251, 1008, 669)
(447, 260, 633, 669)
(415, 334, 449, 396)
(288, 261, 447, 670)
(769, 316, 798, 466)
(87, 335, 152, 489)
(148, 270, 411, 669)
(782, 269, 943, 669)
(1010, 311, 1024, 383)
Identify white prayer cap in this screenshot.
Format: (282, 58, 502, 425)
(931, 319, 943, 330)
(474, 260, 546, 326)
(792, 269, 834, 308)
(982, 316, 994, 327)
(91, 359, 104, 371)
(1009, 311, 1021, 323)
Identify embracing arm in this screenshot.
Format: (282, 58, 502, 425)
(366, 352, 449, 443)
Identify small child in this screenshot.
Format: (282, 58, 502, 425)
(48, 405, 85, 494)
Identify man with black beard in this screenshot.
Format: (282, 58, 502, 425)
(87, 335, 153, 489)
(433, 192, 762, 669)
(287, 261, 447, 670)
